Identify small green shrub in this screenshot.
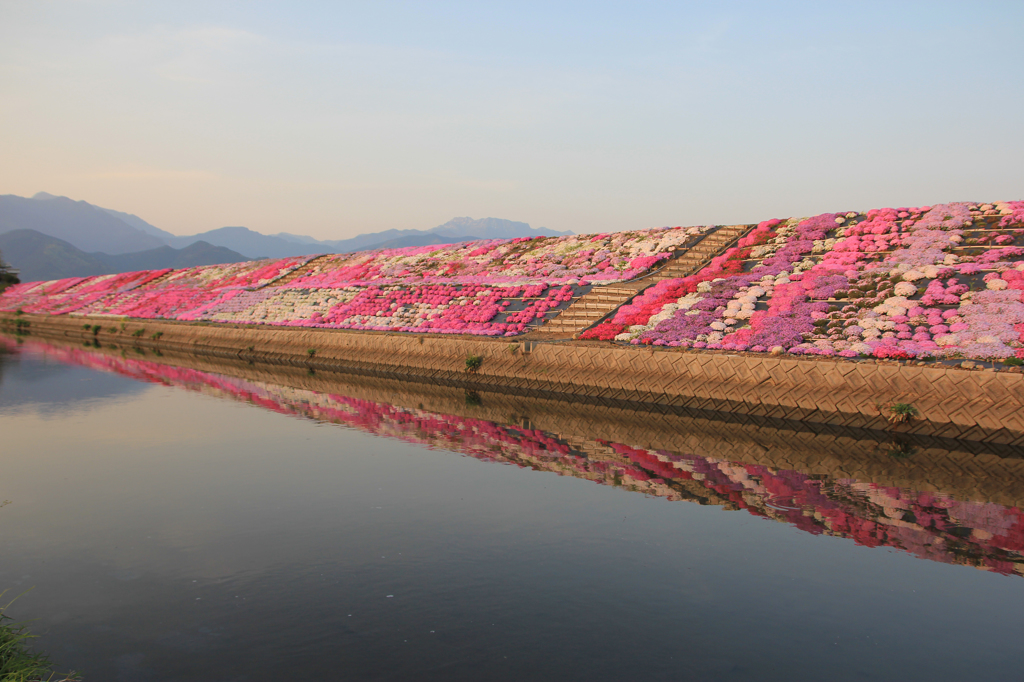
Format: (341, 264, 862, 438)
(307, 348, 317, 357)
(1004, 357, 1023, 367)
(464, 390, 482, 407)
(82, 324, 92, 331)
(132, 329, 145, 338)
(465, 355, 483, 372)
(150, 332, 163, 340)
(246, 345, 255, 352)
(887, 403, 918, 424)
(92, 325, 101, 336)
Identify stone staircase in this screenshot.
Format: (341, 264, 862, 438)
(539, 283, 647, 336)
(268, 255, 330, 287)
(646, 223, 753, 283)
(539, 224, 754, 338)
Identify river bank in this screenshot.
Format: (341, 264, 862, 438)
(4, 311, 1023, 446)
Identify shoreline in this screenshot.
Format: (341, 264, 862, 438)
(4, 311, 1023, 446)
(5, 331, 1024, 508)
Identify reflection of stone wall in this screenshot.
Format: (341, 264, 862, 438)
(10, 332, 1024, 509)
(6, 312, 1024, 447)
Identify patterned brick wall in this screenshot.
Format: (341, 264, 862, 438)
(6, 311, 1023, 445)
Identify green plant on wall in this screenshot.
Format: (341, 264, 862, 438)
(886, 403, 918, 424)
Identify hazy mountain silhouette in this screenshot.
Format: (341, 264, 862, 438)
(163, 217, 570, 257)
(2, 192, 575, 265)
(0, 193, 166, 254)
(312, 217, 571, 255)
(355, 233, 479, 251)
(0, 229, 248, 282)
(165, 226, 315, 259)
(430, 216, 569, 240)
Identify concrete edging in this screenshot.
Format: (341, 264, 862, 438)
(4, 312, 1023, 445)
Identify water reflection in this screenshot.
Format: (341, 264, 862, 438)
(0, 339, 146, 413)
(5, 334, 1022, 579)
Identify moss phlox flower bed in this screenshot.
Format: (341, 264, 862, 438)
(582, 201, 1024, 361)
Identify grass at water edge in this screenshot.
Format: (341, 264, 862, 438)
(0, 591, 77, 682)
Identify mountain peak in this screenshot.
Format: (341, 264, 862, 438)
(430, 216, 572, 239)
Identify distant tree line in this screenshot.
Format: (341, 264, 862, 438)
(0, 249, 18, 289)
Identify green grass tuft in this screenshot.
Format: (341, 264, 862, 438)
(0, 590, 78, 681)
(887, 402, 918, 424)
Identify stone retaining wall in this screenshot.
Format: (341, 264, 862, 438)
(5, 311, 1023, 445)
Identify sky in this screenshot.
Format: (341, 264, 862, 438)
(1, 1, 1022, 239)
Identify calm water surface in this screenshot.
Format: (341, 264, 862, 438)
(1, 337, 1023, 681)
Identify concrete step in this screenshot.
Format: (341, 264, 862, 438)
(271, 255, 330, 286)
(539, 223, 757, 338)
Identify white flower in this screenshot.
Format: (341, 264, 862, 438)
(987, 279, 1008, 290)
(677, 293, 702, 309)
(893, 282, 917, 297)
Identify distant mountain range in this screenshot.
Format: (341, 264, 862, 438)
(0, 229, 249, 282)
(0, 192, 572, 281)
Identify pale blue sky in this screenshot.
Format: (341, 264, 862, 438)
(1, 1, 1022, 238)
